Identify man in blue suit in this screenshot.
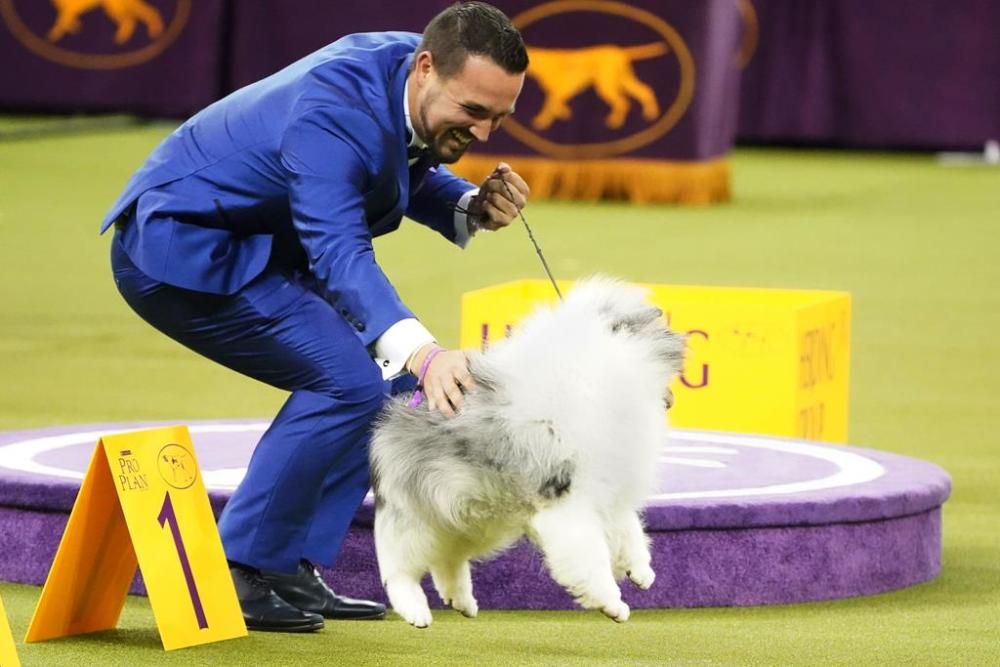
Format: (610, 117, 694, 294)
(104, 2, 529, 632)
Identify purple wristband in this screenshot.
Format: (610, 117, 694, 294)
(407, 346, 444, 408)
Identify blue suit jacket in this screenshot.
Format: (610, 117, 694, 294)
(101, 32, 474, 347)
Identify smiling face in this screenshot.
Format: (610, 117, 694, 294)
(408, 51, 524, 164)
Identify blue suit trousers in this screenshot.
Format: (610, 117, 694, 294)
(111, 231, 413, 573)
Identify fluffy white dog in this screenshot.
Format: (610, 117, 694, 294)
(369, 277, 685, 627)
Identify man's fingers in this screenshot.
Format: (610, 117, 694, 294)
(502, 170, 530, 200)
(477, 183, 523, 224)
(443, 383, 465, 411)
(480, 201, 511, 229)
(486, 165, 529, 205)
(427, 384, 456, 416)
(486, 177, 527, 209)
(493, 162, 529, 196)
(488, 191, 518, 218)
(418, 349, 477, 416)
(455, 369, 476, 390)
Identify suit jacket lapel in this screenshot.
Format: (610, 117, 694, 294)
(390, 54, 414, 204)
(409, 152, 440, 194)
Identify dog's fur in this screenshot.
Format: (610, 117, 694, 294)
(370, 277, 685, 627)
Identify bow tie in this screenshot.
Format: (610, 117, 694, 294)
(407, 144, 428, 160)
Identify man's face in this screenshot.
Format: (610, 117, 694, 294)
(410, 52, 524, 164)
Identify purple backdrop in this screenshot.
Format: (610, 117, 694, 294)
(227, 1, 448, 90)
(738, 0, 1000, 149)
(1, 0, 742, 161)
(4, 1, 995, 149)
(229, 0, 742, 162)
(0, 0, 226, 117)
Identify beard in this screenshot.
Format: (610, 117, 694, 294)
(430, 127, 474, 164)
(417, 103, 475, 164)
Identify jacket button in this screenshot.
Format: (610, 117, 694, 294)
(355, 322, 366, 332)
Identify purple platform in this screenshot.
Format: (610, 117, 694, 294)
(0, 421, 950, 609)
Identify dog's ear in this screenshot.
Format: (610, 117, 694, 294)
(657, 329, 687, 375)
(611, 307, 663, 334)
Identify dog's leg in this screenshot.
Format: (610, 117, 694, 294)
(374, 506, 434, 628)
(620, 73, 661, 121)
(430, 557, 478, 618)
(594, 79, 632, 130)
(529, 502, 630, 622)
(609, 510, 656, 590)
(47, 6, 83, 43)
(132, 1, 165, 39)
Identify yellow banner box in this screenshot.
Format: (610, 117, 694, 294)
(460, 280, 851, 442)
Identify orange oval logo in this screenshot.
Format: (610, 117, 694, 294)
(0, 0, 189, 70)
(507, 0, 696, 160)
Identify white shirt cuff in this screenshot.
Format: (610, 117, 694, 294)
(372, 318, 436, 380)
(454, 188, 479, 249)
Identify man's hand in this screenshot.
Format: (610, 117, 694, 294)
(467, 162, 529, 232)
(407, 343, 476, 416)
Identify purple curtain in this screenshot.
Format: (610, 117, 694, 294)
(737, 0, 1000, 149)
(0, 0, 227, 117)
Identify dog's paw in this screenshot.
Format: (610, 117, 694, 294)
(627, 564, 655, 590)
(452, 594, 479, 618)
(601, 600, 630, 623)
(395, 605, 433, 629)
(386, 580, 434, 628)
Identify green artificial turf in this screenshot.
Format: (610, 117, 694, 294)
(0, 120, 998, 665)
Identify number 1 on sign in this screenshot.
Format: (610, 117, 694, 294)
(158, 491, 209, 629)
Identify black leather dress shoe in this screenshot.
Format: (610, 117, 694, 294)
(230, 564, 325, 632)
(262, 560, 386, 620)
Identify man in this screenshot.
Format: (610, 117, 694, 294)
(102, 2, 529, 632)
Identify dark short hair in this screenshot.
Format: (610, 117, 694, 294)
(418, 2, 529, 77)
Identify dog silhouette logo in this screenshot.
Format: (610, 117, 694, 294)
(157, 443, 198, 490)
(527, 42, 669, 131)
(0, 0, 189, 69)
(506, 1, 695, 160)
(46, 0, 164, 45)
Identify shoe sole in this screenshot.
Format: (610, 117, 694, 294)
(246, 620, 325, 633)
(329, 610, 386, 621)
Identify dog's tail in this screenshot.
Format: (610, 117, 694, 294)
(623, 42, 670, 61)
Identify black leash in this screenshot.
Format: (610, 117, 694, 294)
(496, 173, 563, 301)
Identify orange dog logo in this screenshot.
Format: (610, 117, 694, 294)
(46, 0, 164, 44)
(526, 42, 669, 130)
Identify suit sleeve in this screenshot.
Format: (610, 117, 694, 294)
(405, 164, 478, 247)
(280, 106, 413, 347)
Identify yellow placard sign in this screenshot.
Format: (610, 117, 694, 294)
(25, 426, 246, 651)
(461, 280, 851, 442)
(0, 592, 21, 667)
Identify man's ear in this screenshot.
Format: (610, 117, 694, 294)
(414, 51, 435, 84)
